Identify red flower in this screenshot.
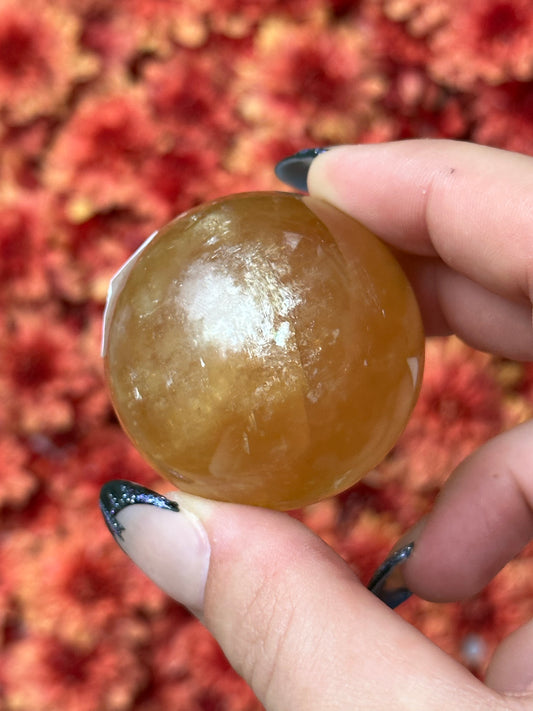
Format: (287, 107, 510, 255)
(380, 0, 451, 39)
(390, 339, 504, 496)
(0, 433, 37, 511)
(144, 50, 238, 140)
(0, 119, 55, 188)
(236, 16, 384, 143)
(0, 307, 101, 436)
(62, 208, 162, 306)
(76, 0, 146, 75)
(472, 81, 533, 155)
(0, 1, 97, 125)
(359, 4, 468, 140)
(4, 505, 165, 647)
(429, 0, 533, 90)
(45, 425, 158, 508)
(0, 633, 145, 711)
(45, 92, 164, 221)
(149, 619, 261, 710)
(143, 144, 222, 217)
(0, 191, 51, 305)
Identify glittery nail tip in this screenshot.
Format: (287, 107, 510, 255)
(274, 147, 330, 192)
(99, 479, 179, 541)
(367, 542, 414, 609)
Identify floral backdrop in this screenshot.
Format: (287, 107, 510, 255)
(1, 0, 533, 709)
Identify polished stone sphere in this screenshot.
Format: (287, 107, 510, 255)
(103, 192, 424, 509)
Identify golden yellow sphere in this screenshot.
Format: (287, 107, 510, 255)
(103, 192, 424, 509)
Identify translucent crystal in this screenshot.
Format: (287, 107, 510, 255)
(103, 192, 424, 509)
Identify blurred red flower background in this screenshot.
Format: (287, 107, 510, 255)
(1, 0, 533, 709)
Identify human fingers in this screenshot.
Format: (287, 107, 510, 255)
(308, 140, 533, 302)
(302, 140, 533, 360)
(100, 480, 505, 711)
(396, 421, 533, 604)
(485, 618, 533, 694)
(395, 421, 533, 698)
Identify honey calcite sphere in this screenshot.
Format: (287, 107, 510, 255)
(103, 192, 424, 510)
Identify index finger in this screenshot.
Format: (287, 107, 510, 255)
(307, 141, 533, 360)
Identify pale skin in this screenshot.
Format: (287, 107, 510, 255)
(115, 140, 533, 710)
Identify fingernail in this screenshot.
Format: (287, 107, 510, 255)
(275, 148, 330, 192)
(100, 480, 210, 614)
(367, 542, 414, 609)
(100, 479, 180, 540)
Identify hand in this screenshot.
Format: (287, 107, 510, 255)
(101, 140, 533, 709)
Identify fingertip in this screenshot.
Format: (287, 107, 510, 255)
(101, 483, 213, 615)
(307, 141, 436, 255)
(485, 619, 533, 694)
(107, 487, 499, 709)
(400, 422, 533, 602)
(309, 140, 533, 308)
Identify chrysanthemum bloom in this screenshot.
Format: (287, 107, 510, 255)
(472, 81, 533, 155)
(0, 307, 99, 436)
(235, 15, 385, 144)
(62, 207, 161, 305)
(0, 633, 144, 711)
(380, 0, 451, 38)
(365, 3, 468, 139)
(45, 425, 157, 506)
(149, 619, 261, 711)
(0, 191, 52, 305)
(45, 92, 162, 218)
(46, 87, 225, 225)
(0, 433, 37, 510)
(3, 505, 164, 648)
(144, 50, 238, 139)
(143, 50, 241, 209)
(0, 0, 97, 125)
(428, 0, 533, 90)
(387, 338, 504, 490)
(70, 0, 146, 76)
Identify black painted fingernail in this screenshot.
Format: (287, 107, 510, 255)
(100, 479, 179, 541)
(274, 147, 330, 192)
(367, 542, 414, 609)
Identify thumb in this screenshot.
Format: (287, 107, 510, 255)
(100, 480, 502, 711)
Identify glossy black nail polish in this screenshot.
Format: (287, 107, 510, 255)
(367, 542, 414, 609)
(274, 148, 330, 192)
(100, 479, 179, 541)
